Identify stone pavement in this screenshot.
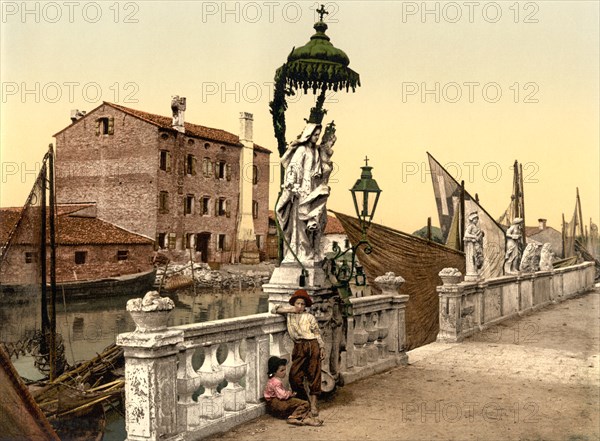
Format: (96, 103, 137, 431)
(207, 288, 600, 441)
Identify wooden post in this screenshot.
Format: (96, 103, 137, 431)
(427, 217, 432, 241)
(459, 181, 465, 252)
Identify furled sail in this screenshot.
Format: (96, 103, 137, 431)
(427, 153, 506, 279)
(333, 211, 465, 350)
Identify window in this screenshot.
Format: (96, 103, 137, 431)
(75, 251, 87, 265)
(159, 151, 171, 172)
(96, 117, 114, 135)
(252, 200, 258, 219)
(202, 196, 210, 215)
(203, 157, 213, 177)
(216, 161, 226, 179)
(217, 234, 226, 251)
(24, 252, 33, 264)
(185, 233, 194, 249)
(252, 165, 259, 185)
(157, 233, 166, 248)
(117, 250, 129, 261)
(159, 191, 169, 214)
(184, 194, 194, 215)
(215, 198, 230, 217)
(186, 154, 196, 175)
(168, 233, 176, 249)
(256, 235, 262, 250)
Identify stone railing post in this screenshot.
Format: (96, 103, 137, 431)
(375, 272, 408, 357)
(117, 291, 183, 441)
(436, 268, 465, 342)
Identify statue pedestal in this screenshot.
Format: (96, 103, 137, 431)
(264, 262, 342, 392)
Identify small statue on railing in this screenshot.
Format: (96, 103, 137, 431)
(520, 241, 542, 273)
(276, 121, 337, 265)
(504, 217, 524, 275)
(463, 211, 485, 281)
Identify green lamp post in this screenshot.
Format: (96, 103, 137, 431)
(269, 4, 361, 157)
(328, 158, 382, 315)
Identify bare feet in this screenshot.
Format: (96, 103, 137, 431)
(303, 417, 324, 426)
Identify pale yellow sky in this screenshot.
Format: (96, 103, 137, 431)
(1, 1, 598, 234)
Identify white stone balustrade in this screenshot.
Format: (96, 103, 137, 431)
(437, 261, 596, 343)
(339, 289, 409, 385)
(117, 274, 411, 440)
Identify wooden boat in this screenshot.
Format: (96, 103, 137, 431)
(0, 268, 157, 302)
(333, 211, 465, 350)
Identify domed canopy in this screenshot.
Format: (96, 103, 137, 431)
(276, 20, 360, 94)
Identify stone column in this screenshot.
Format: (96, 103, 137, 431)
(117, 330, 183, 441)
(436, 268, 465, 342)
(117, 291, 182, 441)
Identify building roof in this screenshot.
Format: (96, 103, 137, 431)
(267, 211, 346, 235)
(0, 206, 153, 246)
(526, 225, 561, 238)
(53, 102, 272, 154)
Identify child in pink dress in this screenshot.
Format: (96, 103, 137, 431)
(264, 356, 321, 426)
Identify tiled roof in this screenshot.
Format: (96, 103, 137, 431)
(55, 102, 272, 154)
(0, 207, 153, 246)
(267, 210, 346, 235)
(526, 225, 561, 237)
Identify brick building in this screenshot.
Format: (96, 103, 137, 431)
(53, 99, 271, 264)
(0, 204, 154, 285)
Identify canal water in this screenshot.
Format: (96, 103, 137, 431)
(0, 286, 270, 440)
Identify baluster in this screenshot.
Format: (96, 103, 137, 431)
(365, 312, 379, 363)
(375, 310, 389, 358)
(353, 314, 368, 367)
(177, 347, 203, 431)
(222, 340, 247, 412)
(197, 344, 224, 420)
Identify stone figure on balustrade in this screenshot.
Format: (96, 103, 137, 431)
(276, 122, 337, 265)
(504, 218, 523, 275)
(463, 210, 484, 280)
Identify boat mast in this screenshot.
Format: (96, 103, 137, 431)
(459, 180, 465, 252)
(519, 162, 526, 245)
(48, 145, 58, 381)
(576, 187, 584, 239)
(40, 157, 50, 340)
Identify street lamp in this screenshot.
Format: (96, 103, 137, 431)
(350, 156, 382, 236)
(327, 158, 382, 316)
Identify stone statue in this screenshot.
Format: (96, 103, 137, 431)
(504, 218, 523, 274)
(276, 122, 337, 265)
(520, 241, 542, 273)
(463, 211, 484, 281)
(539, 243, 555, 271)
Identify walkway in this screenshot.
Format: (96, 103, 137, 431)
(207, 288, 600, 441)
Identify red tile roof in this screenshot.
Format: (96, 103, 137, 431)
(0, 206, 153, 246)
(54, 102, 272, 154)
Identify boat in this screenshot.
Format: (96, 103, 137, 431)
(332, 211, 465, 350)
(0, 268, 157, 301)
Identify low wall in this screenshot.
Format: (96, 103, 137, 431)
(437, 262, 596, 342)
(117, 293, 408, 441)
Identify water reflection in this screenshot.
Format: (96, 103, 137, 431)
(0, 287, 269, 375)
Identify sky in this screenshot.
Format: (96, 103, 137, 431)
(1, 1, 598, 234)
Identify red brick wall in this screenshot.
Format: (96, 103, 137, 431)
(253, 151, 271, 253)
(0, 243, 154, 284)
(55, 104, 158, 239)
(54, 105, 272, 264)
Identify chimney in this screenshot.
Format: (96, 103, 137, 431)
(70, 109, 86, 123)
(239, 112, 253, 143)
(538, 218, 547, 230)
(171, 96, 186, 133)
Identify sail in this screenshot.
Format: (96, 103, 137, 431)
(427, 153, 506, 279)
(333, 211, 465, 350)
